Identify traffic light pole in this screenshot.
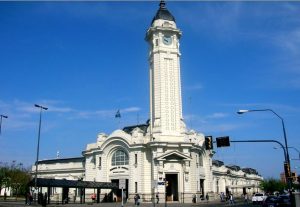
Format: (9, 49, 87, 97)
(227, 139, 291, 187)
(228, 139, 287, 161)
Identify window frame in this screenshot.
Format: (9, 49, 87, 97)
(111, 149, 129, 166)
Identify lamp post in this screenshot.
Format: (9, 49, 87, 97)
(274, 146, 300, 161)
(289, 147, 300, 161)
(0, 114, 8, 135)
(237, 109, 292, 189)
(34, 104, 48, 193)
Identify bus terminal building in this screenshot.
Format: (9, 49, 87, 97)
(32, 1, 263, 204)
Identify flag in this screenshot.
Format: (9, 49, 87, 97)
(115, 110, 121, 118)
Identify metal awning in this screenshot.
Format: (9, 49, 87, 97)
(28, 178, 118, 189)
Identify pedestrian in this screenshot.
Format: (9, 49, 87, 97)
(137, 194, 140, 206)
(229, 193, 234, 205)
(29, 193, 33, 205)
(91, 193, 96, 202)
(244, 193, 248, 203)
(25, 192, 28, 205)
(192, 194, 196, 203)
(220, 192, 225, 202)
(134, 194, 138, 206)
(156, 193, 159, 204)
(134, 194, 140, 206)
(42, 192, 47, 207)
(38, 192, 43, 204)
(206, 193, 209, 203)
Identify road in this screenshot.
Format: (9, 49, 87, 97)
(0, 199, 261, 207)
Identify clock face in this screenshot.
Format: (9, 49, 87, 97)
(162, 35, 172, 45)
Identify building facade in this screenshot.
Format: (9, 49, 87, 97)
(33, 1, 263, 203)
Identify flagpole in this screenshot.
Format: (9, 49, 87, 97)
(115, 110, 121, 129)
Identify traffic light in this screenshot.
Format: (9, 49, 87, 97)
(166, 181, 169, 187)
(216, 136, 230, 148)
(205, 136, 213, 150)
(284, 162, 291, 178)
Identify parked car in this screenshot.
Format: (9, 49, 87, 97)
(262, 195, 291, 207)
(251, 193, 267, 204)
(262, 195, 279, 207)
(277, 195, 291, 206)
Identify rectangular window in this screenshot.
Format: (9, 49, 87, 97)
(135, 154, 137, 165)
(93, 155, 96, 166)
(199, 154, 203, 167)
(99, 157, 101, 167)
(135, 182, 138, 193)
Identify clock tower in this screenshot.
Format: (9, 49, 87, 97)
(146, 1, 186, 142)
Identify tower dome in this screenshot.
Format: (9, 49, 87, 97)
(151, 1, 175, 25)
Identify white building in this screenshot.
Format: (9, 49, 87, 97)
(33, 1, 263, 203)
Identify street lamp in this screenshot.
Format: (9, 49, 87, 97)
(0, 114, 8, 135)
(237, 109, 292, 189)
(289, 147, 300, 161)
(274, 146, 300, 161)
(34, 104, 48, 193)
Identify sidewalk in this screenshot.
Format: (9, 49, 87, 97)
(0, 200, 223, 207)
(0, 197, 249, 207)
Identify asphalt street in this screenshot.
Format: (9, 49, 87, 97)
(0, 199, 261, 207)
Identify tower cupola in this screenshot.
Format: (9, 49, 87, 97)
(151, 1, 175, 24)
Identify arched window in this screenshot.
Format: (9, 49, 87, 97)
(111, 150, 129, 166)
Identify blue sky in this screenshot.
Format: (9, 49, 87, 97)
(0, 1, 300, 179)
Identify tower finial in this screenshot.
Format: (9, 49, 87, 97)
(159, 0, 166, 9)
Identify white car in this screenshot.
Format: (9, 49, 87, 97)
(252, 193, 267, 204)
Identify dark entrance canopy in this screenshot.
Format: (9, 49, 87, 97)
(28, 178, 118, 189)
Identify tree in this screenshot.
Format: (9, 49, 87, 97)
(0, 161, 31, 197)
(260, 178, 287, 194)
(0, 165, 10, 195)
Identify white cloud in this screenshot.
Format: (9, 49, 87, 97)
(220, 103, 300, 114)
(122, 107, 141, 113)
(0, 99, 143, 130)
(206, 112, 228, 119)
(184, 112, 240, 134)
(177, 3, 242, 40)
(202, 123, 241, 133)
(274, 29, 300, 56)
(47, 106, 73, 113)
(185, 83, 203, 91)
(72, 107, 141, 120)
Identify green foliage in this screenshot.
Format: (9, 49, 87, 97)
(259, 178, 287, 194)
(0, 161, 31, 196)
(293, 183, 300, 190)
